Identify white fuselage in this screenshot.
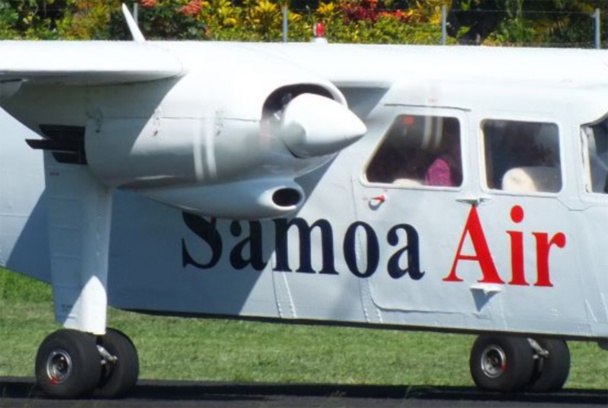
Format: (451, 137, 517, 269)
(1, 42, 607, 340)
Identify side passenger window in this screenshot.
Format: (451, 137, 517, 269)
(483, 120, 561, 193)
(366, 115, 462, 188)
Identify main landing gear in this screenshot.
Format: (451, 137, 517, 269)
(470, 335, 570, 393)
(35, 328, 139, 399)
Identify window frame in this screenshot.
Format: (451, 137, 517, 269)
(479, 118, 563, 196)
(580, 117, 608, 197)
(363, 112, 465, 190)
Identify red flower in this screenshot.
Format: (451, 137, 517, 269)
(178, 0, 203, 17)
(140, 0, 157, 8)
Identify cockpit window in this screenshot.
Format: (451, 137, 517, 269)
(366, 115, 462, 188)
(582, 118, 608, 194)
(483, 120, 561, 193)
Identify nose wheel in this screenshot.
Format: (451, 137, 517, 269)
(35, 328, 139, 399)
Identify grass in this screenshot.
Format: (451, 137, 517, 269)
(1, 267, 607, 389)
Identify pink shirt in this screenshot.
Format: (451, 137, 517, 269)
(425, 157, 454, 186)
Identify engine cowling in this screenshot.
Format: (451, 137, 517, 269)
(84, 44, 366, 219)
(144, 178, 304, 219)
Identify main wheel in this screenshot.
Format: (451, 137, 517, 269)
(35, 329, 102, 398)
(96, 328, 139, 398)
(529, 338, 570, 392)
(470, 335, 535, 393)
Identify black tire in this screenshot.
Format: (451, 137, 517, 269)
(470, 335, 535, 393)
(35, 329, 102, 398)
(95, 328, 139, 398)
(529, 338, 570, 392)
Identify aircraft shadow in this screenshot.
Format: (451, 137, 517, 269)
(1, 377, 607, 406)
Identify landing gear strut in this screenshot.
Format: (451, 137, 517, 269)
(35, 328, 139, 399)
(96, 328, 139, 398)
(36, 132, 134, 399)
(469, 335, 570, 393)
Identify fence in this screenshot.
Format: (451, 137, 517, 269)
(4, 2, 606, 48)
(271, 4, 605, 48)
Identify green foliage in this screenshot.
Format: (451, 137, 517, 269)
(450, 0, 608, 47)
(0, 2, 19, 38)
(56, 1, 121, 40)
(488, 18, 536, 45)
(0, 0, 122, 40)
(0, 1, 607, 47)
(136, 1, 208, 40)
(0, 0, 608, 46)
(0, 0, 450, 43)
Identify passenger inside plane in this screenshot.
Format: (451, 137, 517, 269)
(424, 118, 462, 187)
(483, 120, 561, 193)
(366, 115, 462, 188)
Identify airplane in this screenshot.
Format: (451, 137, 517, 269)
(0, 3, 606, 399)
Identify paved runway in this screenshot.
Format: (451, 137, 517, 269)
(0, 377, 606, 408)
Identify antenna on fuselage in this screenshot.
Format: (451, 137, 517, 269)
(122, 3, 146, 43)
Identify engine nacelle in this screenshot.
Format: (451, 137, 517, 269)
(84, 44, 365, 219)
(3, 43, 366, 219)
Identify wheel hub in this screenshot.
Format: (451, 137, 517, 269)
(46, 349, 73, 384)
(480, 345, 507, 378)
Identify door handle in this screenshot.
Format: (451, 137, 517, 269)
(456, 195, 491, 206)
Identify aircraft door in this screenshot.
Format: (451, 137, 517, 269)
(469, 118, 586, 336)
(350, 107, 478, 323)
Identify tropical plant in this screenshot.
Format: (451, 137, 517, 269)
(449, 0, 608, 46)
(0, 0, 606, 47)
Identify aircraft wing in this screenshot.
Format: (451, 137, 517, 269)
(0, 41, 183, 86)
